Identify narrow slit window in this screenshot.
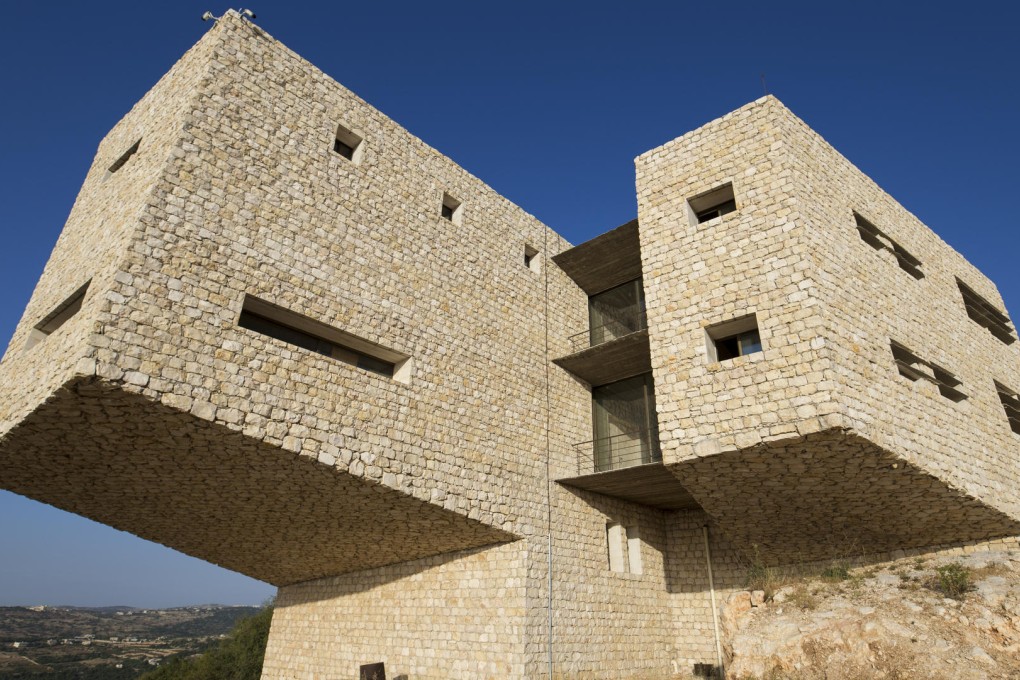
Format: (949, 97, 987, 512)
(107, 139, 141, 175)
(957, 279, 1016, 345)
(626, 526, 643, 575)
(524, 244, 539, 272)
(606, 523, 642, 575)
(607, 523, 626, 573)
(332, 123, 364, 163)
(706, 314, 763, 362)
(890, 340, 966, 402)
(441, 193, 462, 225)
(238, 295, 411, 382)
(995, 381, 1020, 435)
(24, 280, 92, 351)
(688, 183, 736, 225)
(854, 212, 924, 279)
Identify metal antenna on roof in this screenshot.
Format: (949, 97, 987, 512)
(761, 73, 769, 96)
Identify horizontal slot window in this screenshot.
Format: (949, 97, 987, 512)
(958, 279, 1016, 345)
(107, 139, 141, 176)
(238, 295, 410, 383)
(24, 280, 91, 351)
(890, 340, 966, 402)
(995, 381, 1020, 435)
(854, 212, 924, 279)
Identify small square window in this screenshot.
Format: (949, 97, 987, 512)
(333, 123, 364, 164)
(706, 313, 763, 362)
(524, 244, 540, 272)
(106, 139, 141, 177)
(688, 183, 736, 225)
(441, 193, 462, 225)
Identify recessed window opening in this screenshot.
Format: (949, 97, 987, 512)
(606, 522, 643, 575)
(332, 123, 364, 163)
(441, 193, 462, 225)
(706, 314, 763, 362)
(957, 279, 1016, 345)
(607, 523, 626, 573)
(238, 295, 411, 383)
(524, 244, 540, 272)
(890, 340, 966, 402)
(592, 373, 660, 472)
(854, 212, 924, 279)
(995, 381, 1020, 435)
(107, 139, 141, 175)
(24, 280, 92, 351)
(588, 279, 646, 347)
(626, 526, 643, 575)
(688, 183, 736, 224)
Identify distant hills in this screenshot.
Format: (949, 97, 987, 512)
(0, 604, 261, 679)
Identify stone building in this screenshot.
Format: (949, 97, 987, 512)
(1, 10, 1018, 679)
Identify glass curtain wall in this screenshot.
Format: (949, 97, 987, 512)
(589, 279, 646, 347)
(592, 373, 660, 472)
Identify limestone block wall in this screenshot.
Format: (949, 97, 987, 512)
(268, 489, 693, 679)
(264, 543, 531, 679)
(83, 12, 584, 541)
(665, 511, 747, 671)
(778, 103, 1020, 522)
(0, 26, 221, 431)
(541, 488, 676, 678)
(635, 97, 842, 466)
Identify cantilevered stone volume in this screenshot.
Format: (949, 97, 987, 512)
(1, 10, 1018, 679)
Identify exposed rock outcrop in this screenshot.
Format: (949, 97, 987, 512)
(721, 549, 1020, 679)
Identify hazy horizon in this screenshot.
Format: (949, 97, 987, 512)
(0, 490, 275, 609)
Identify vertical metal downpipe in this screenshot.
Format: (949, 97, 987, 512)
(542, 226, 554, 679)
(703, 524, 725, 677)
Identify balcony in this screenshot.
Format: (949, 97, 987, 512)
(575, 428, 661, 474)
(567, 301, 647, 354)
(551, 218, 701, 511)
(555, 279, 649, 385)
(558, 427, 698, 510)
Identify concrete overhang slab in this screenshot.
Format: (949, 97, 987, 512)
(0, 378, 515, 586)
(552, 219, 642, 296)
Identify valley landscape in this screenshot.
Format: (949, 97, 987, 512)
(0, 605, 260, 679)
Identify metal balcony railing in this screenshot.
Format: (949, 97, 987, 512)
(567, 308, 647, 353)
(574, 428, 661, 475)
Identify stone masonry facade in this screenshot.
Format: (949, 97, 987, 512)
(1, 10, 1018, 679)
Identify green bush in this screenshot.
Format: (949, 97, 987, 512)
(933, 563, 972, 599)
(746, 545, 783, 600)
(820, 562, 851, 582)
(140, 606, 273, 680)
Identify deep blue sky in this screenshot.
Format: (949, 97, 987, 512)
(1, 1, 1017, 607)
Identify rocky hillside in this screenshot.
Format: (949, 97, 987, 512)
(721, 548, 1020, 679)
